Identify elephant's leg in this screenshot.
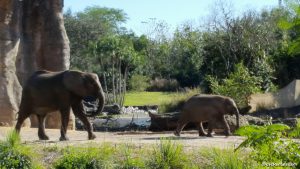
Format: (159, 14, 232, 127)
(206, 120, 215, 137)
(59, 108, 71, 141)
(37, 114, 49, 140)
(72, 103, 96, 140)
(15, 110, 31, 133)
(221, 116, 231, 136)
(174, 118, 188, 136)
(198, 122, 206, 136)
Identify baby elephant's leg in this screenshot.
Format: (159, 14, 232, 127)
(198, 122, 206, 136)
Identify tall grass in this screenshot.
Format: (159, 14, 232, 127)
(159, 88, 200, 113)
(118, 144, 146, 169)
(147, 139, 188, 169)
(0, 130, 43, 169)
(289, 118, 300, 138)
(54, 143, 116, 169)
(199, 148, 256, 169)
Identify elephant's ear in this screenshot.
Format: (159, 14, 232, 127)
(63, 70, 87, 96)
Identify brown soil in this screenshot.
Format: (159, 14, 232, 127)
(0, 127, 244, 149)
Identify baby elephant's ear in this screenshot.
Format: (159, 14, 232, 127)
(63, 71, 87, 96)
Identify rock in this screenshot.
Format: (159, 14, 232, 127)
(103, 104, 121, 115)
(223, 115, 249, 131)
(244, 115, 267, 126)
(0, 0, 25, 127)
(148, 112, 179, 131)
(0, 0, 71, 128)
(251, 105, 300, 119)
(273, 118, 299, 128)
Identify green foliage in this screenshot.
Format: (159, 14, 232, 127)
(288, 118, 300, 138)
(147, 139, 188, 169)
(148, 78, 179, 92)
(235, 124, 300, 166)
(169, 26, 204, 87)
(278, 0, 300, 55)
(128, 74, 150, 92)
(54, 144, 116, 169)
(119, 144, 146, 169)
(0, 130, 42, 169)
(159, 88, 200, 113)
(200, 148, 256, 169)
(207, 63, 261, 108)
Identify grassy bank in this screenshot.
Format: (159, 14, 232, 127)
(0, 133, 255, 169)
(1, 127, 299, 169)
(124, 92, 179, 106)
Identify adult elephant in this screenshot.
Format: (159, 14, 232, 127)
(15, 70, 105, 141)
(174, 94, 239, 137)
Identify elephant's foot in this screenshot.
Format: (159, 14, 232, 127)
(38, 135, 49, 140)
(224, 131, 232, 137)
(59, 136, 69, 141)
(88, 133, 96, 140)
(174, 131, 180, 137)
(206, 133, 213, 137)
(199, 132, 206, 137)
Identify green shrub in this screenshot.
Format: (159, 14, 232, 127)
(235, 124, 300, 167)
(159, 88, 200, 113)
(54, 144, 115, 169)
(147, 139, 188, 169)
(129, 74, 150, 92)
(0, 130, 42, 169)
(288, 118, 300, 138)
(207, 63, 262, 108)
(199, 148, 256, 169)
(119, 144, 146, 169)
(148, 78, 179, 92)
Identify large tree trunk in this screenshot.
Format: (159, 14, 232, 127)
(0, 0, 73, 129)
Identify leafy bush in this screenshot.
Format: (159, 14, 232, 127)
(0, 130, 42, 169)
(199, 148, 255, 169)
(54, 144, 115, 169)
(148, 78, 179, 92)
(235, 124, 300, 167)
(288, 118, 300, 138)
(119, 144, 145, 169)
(147, 139, 188, 169)
(159, 88, 200, 113)
(129, 74, 150, 92)
(207, 63, 262, 108)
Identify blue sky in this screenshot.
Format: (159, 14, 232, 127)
(64, 0, 279, 35)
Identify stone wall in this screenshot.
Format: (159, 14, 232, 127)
(249, 80, 300, 112)
(0, 0, 74, 129)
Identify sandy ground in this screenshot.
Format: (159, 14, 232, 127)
(0, 127, 244, 149)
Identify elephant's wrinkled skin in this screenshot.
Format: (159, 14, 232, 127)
(15, 70, 105, 141)
(174, 94, 239, 137)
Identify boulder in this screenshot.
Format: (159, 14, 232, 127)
(273, 118, 299, 128)
(0, 0, 72, 128)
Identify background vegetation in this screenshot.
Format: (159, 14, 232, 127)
(64, 1, 300, 107)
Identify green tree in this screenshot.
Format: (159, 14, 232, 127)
(207, 63, 261, 108)
(64, 6, 127, 71)
(90, 34, 139, 106)
(201, 6, 279, 91)
(169, 25, 204, 87)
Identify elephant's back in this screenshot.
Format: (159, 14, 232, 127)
(182, 94, 225, 113)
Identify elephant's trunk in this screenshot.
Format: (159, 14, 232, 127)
(86, 89, 105, 117)
(235, 107, 240, 128)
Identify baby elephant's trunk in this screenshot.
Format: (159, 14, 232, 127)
(235, 107, 240, 128)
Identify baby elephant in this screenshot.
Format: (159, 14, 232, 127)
(174, 94, 240, 137)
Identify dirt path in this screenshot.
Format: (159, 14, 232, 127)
(0, 127, 244, 149)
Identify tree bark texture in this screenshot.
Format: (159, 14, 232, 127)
(0, 0, 73, 129)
